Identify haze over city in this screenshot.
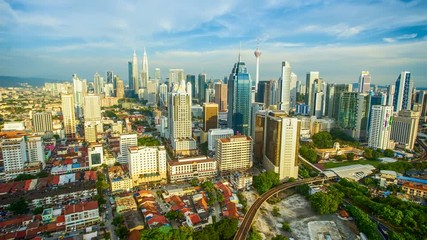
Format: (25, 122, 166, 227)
(1, 0, 427, 86)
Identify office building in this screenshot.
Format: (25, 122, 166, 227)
(391, 110, 420, 150)
(84, 123, 97, 143)
(263, 111, 299, 181)
(168, 80, 197, 156)
(216, 135, 252, 175)
(93, 72, 104, 95)
(198, 73, 207, 103)
(117, 134, 138, 164)
(116, 78, 125, 99)
(128, 146, 167, 185)
(264, 80, 278, 108)
(256, 81, 267, 103)
(107, 71, 113, 84)
(358, 71, 371, 93)
(169, 69, 185, 90)
(253, 111, 266, 164)
(186, 74, 196, 99)
(168, 156, 217, 183)
(214, 81, 228, 112)
(368, 105, 394, 150)
(331, 84, 352, 120)
(61, 94, 76, 138)
(278, 61, 292, 113)
(159, 83, 168, 106)
(32, 112, 53, 133)
(393, 71, 413, 112)
(72, 74, 84, 118)
(227, 56, 252, 136)
(290, 72, 298, 109)
(309, 78, 324, 117)
(337, 92, 369, 141)
(203, 103, 218, 132)
(207, 128, 234, 151)
(131, 51, 140, 94)
(305, 71, 320, 110)
(154, 68, 161, 80)
(141, 47, 149, 89)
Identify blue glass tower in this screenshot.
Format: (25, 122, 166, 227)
(228, 56, 252, 136)
(393, 71, 412, 112)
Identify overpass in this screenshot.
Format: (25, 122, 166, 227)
(298, 154, 322, 172)
(233, 177, 329, 240)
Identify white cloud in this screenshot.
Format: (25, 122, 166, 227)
(383, 33, 418, 43)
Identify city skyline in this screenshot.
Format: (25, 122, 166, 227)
(0, 0, 426, 86)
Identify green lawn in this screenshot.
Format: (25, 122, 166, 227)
(323, 159, 383, 169)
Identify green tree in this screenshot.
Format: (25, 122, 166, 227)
(347, 152, 355, 161)
(272, 206, 281, 217)
(172, 226, 193, 240)
(8, 198, 29, 214)
(299, 145, 318, 163)
(309, 191, 343, 214)
(115, 225, 129, 239)
(190, 178, 199, 187)
(33, 206, 44, 215)
(165, 210, 184, 220)
(138, 137, 160, 146)
(282, 221, 291, 232)
(312, 131, 333, 148)
(383, 149, 395, 157)
(253, 171, 279, 194)
(248, 229, 263, 240)
(216, 218, 238, 240)
(104, 110, 118, 119)
(14, 173, 35, 181)
(364, 148, 373, 159)
(271, 235, 289, 240)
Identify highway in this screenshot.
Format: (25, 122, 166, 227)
(233, 177, 327, 240)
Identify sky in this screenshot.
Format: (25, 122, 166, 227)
(0, 0, 427, 87)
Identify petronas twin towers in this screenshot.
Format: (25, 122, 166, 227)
(129, 48, 149, 94)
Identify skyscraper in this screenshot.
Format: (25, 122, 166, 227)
(168, 80, 197, 156)
(116, 78, 125, 99)
(72, 74, 84, 118)
(338, 92, 369, 141)
(84, 95, 101, 122)
(107, 71, 113, 84)
(159, 83, 168, 106)
(393, 71, 413, 112)
(368, 105, 393, 150)
(128, 61, 133, 92)
(391, 110, 420, 150)
(154, 68, 161, 81)
(310, 79, 325, 118)
(131, 50, 139, 94)
(203, 103, 218, 132)
(118, 133, 138, 164)
(331, 84, 353, 120)
(278, 61, 292, 113)
(264, 80, 278, 108)
(169, 69, 185, 90)
(305, 71, 320, 109)
(141, 47, 149, 88)
(290, 72, 298, 109)
(61, 94, 76, 138)
(263, 111, 300, 181)
(93, 72, 104, 95)
(358, 71, 371, 93)
(1, 134, 27, 181)
(186, 74, 196, 98)
(32, 112, 53, 133)
(214, 81, 228, 112)
(198, 73, 207, 103)
(228, 55, 252, 136)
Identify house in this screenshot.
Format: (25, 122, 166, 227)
(64, 201, 99, 232)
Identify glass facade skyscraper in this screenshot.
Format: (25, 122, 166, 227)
(227, 57, 252, 136)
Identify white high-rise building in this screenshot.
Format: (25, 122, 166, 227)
(154, 68, 161, 81)
(208, 128, 234, 151)
(141, 47, 149, 89)
(263, 111, 299, 181)
(168, 69, 185, 90)
(358, 71, 371, 93)
(26, 136, 45, 167)
(132, 50, 139, 94)
(128, 146, 167, 185)
(278, 61, 292, 113)
(216, 135, 252, 175)
(159, 83, 168, 106)
(118, 134, 138, 164)
(393, 71, 413, 112)
(84, 95, 102, 122)
(61, 94, 76, 138)
(72, 74, 84, 118)
(391, 110, 420, 150)
(305, 71, 320, 110)
(290, 72, 298, 109)
(168, 80, 197, 155)
(368, 105, 393, 150)
(1, 134, 27, 181)
(186, 81, 192, 105)
(93, 72, 104, 95)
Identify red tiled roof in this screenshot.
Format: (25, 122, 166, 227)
(226, 202, 238, 219)
(147, 215, 168, 226)
(56, 215, 65, 224)
(15, 231, 25, 239)
(64, 201, 98, 215)
(24, 180, 32, 191)
(128, 230, 141, 240)
(0, 215, 33, 228)
(188, 214, 201, 225)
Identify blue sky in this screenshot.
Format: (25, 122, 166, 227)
(0, 0, 426, 86)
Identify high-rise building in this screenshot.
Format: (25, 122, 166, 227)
(32, 112, 53, 133)
(216, 135, 252, 175)
(84, 123, 97, 143)
(72, 74, 84, 118)
(198, 73, 207, 103)
(203, 103, 218, 132)
(84, 95, 101, 122)
(278, 61, 292, 113)
(159, 83, 168, 106)
(169, 69, 185, 90)
(254, 47, 261, 93)
(358, 71, 371, 93)
(107, 71, 113, 84)
(305, 71, 320, 109)
(207, 128, 234, 151)
(227, 56, 252, 136)
(146, 80, 158, 105)
(290, 72, 298, 109)
(1, 133, 27, 181)
(116, 78, 125, 99)
(391, 110, 420, 150)
(263, 111, 299, 181)
(186, 74, 196, 98)
(256, 81, 267, 103)
(264, 80, 278, 108)
(393, 71, 413, 112)
(186, 81, 192, 105)
(253, 111, 266, 164)
(128, 61, 133, 92)
(93, 72, 104, 95)
(118, 134, 138, 164)
(154, 68, 161, 81)
(368, 105, 393, 150)
(331, 84, 353, 120)
(214, 81, 228, 112)
(168, 80, 197, 156)
(61, 94, 76, 138)
(310, 79, 324, 118)
(337, 92, 369, 141)
(128, 146, 167, 185)
(26, 136, 45, 167)
(141, 47, 149, 89)
(131, 50, 139, 94)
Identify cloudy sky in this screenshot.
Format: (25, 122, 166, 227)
(0, 0, 426, 86)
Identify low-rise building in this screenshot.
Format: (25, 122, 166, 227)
(64, 201, 99, 232)
(115, 195, 138, 214)
(168, 156, 217, 183)
(108, 166, 133, 193)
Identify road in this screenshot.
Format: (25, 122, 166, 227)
(105, 197, 118, 240)
(233, 177, 328, 240)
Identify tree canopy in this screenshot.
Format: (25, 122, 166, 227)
(8, 198, 29, 214)
(312, 131, 333, 148)
(299, 145, 318, 163)
(253, 171, 279, 194)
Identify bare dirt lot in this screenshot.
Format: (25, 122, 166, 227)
(242, 191, 359, 240)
